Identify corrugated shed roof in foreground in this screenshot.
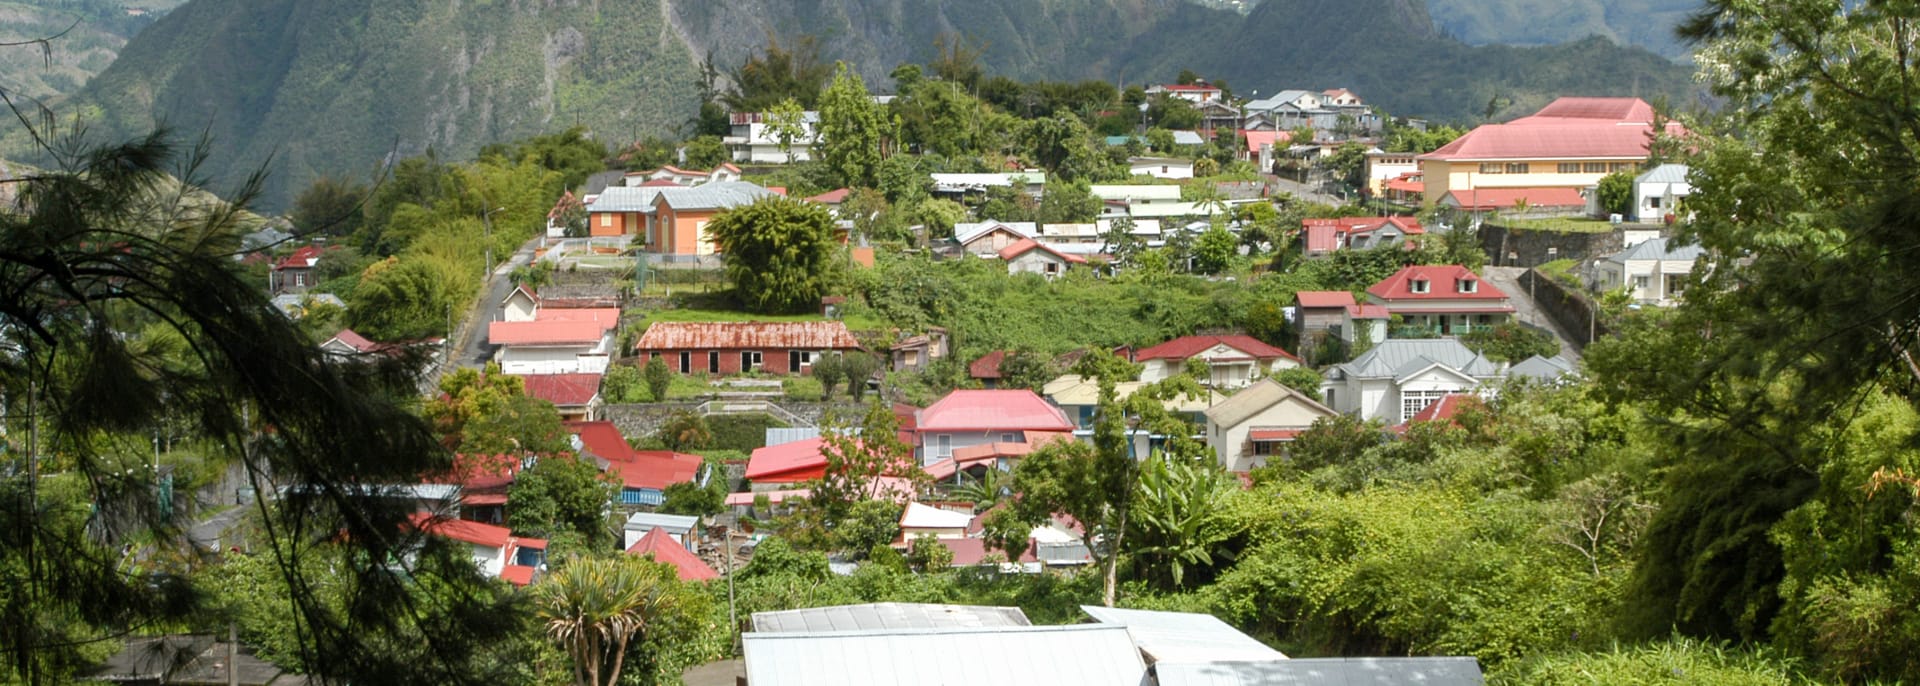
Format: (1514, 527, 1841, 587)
(1080, 605, 1286, 664)
(1153, 657, 1485, 686)
(741, 624, 1145, 686)
(635, 321, 862, 351)
(751, 603, 1031, 633)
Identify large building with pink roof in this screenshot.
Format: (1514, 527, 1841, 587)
(1416, 97, 1687, 211)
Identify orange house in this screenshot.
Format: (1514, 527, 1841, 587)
(585, 186, 665, 238)
(646, 182, 777, 255)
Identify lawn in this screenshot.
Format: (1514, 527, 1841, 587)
(1495, 217, 1618, 233)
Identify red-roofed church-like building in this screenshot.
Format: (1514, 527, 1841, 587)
(1417, 96, 1687, 211)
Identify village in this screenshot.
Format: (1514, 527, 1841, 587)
(190, 71, 1723, 684)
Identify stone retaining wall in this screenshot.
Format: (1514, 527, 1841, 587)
(1519, 268, 1610, 350)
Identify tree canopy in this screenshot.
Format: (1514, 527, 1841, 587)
(707, 196, 842, 314)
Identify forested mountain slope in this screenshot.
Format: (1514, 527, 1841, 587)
(26, 0, 1693, 208)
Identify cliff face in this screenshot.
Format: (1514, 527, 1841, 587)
(30, 0, 1692, 209)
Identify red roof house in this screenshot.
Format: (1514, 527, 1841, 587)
(487, 320, 613, 375)
(1132, 335, 1303, 389)
(407, 513, 547, 586)
(626, 527, 720, 581)
(1416, 97, 1686, 208)
(914, 390, 1074, 463)
(969, 350, 1009, 388)
(1300, 217, 1424, 257)
(518, 373, 604, 421)
(270, 245, 326, 293)
(745, 437, 835, 485)
(634, 321, 863, 376)
(565, 421, 705, 505)
(996, 239, 1086, 280)
(1365, 265, 1516, 336)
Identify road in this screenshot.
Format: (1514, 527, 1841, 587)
(1481, 266, 1582, 362)
(450, 236, 544, 371)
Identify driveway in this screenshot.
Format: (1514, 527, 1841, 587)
(1480, 266, 1583, 362)
(449, 236, 544, 371)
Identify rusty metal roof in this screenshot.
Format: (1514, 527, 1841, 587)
(635, 321, 862, 351)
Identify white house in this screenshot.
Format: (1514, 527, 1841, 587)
(1129, 157, 1195, 180)
(1590, 236, 1706, 305)
(487, 320, 614, 374)
(724, 111, 820, 163)
(1204, 378, 1340, 472)
(407, 514, 546, 586)
(1633, 163, 1692, 223)
(1133, 334, 1302, 390)
(623, 512, 701, 551)
(998, 238, 1087, 279)
(1146, 83, 1223, 104)
(954, 221, 1037, 256)
(1321, 339, 1504, 423)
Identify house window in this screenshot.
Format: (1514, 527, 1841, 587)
(599, 214, 611, 228)
(1505, 163, 1530, 174)
(1410, 279, 1430, 294)
(1458, 278, 1477, 293)
(936, 435, 952, 459)
(293, 273, 306, 287)
(1634, 275, 1651, 291)
(1478, 163, 1505, 174)
(1401, 390, 1452, 422)
(741, 351, 762, 371)
(1001, 433, 1016, 443)
(1160, 165, 1169, 174)
(1252, 441, 1278, 456)
(708, 351, 720, 373)
(1557, 163, 1581, 173)
(1610, 162, 1632, 172)
(1324, 388, 1337, 408)
(1647, 196, 1663, 209)
(678, 351, 691, 374)
(1584, 162, 1607, 173)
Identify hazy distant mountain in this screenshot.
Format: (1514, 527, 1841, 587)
(1426, 0, 1702, 60)
(17, 0, 1695, 209)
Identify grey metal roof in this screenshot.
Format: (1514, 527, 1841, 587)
(1081, 606, 1286, 664)
(1333, 339, 1502, 380)
(624, 512, 699, 533)
(954, 221, 1036, 245)
(657, 181, 777, 211)
(587, 185, 667, 213)
(1171, 131, 1206, 146)
(1245, 90, 1315, 112)
(1606, 236, 1706, 264)
(752, 603, 1032, 633)
(765, 427, 823, 447)
(1154, 657, 1484, 686)
(1635, 163, 1689, 184)
(1509, 355, 1576, 381)
(742, 625, 1146, 686)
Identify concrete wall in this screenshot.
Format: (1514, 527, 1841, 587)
(1480, 223, 1627, 267)
(1520, 268, 1610, 350)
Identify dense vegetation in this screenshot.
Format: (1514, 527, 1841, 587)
(10, 0, 1693, 209)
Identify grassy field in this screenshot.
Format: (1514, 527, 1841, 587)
(1496, 217, 1618, 233)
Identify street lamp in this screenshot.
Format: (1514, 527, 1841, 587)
(481, 206, 506, 281)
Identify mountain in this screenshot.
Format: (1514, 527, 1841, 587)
(23, 0, 1696, 209)
(0, 1, 167, 100)
(1425, 0, 1702, 61)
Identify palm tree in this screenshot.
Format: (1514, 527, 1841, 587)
(950, 467, 1014, 510)
(536, 557, 681, 686)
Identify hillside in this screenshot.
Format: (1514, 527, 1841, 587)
(1426, 0, 1701, 61)
(25, 0, 1695, 209)
(0, 1, 158, 100)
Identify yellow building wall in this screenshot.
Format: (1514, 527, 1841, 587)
(1421, 158, 1640, 206)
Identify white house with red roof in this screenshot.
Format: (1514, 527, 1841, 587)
(998, 238, 1086, 280)
(1204, 378, 1339, 472)
(406, 513, 545, 586)
(1132, 334, 1303, 390)
(1146, 83, 1223, 104)
(1417, 97, 1686, 209)
(488, 319, 613, 374)
(914, 390, 1075, 465)
(566, 421, 706, 506)
(1366, 265, 1515, 336)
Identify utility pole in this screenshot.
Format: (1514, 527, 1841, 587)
(482, 206, 506, 282)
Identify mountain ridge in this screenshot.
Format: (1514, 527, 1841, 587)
(19, 0, 1696, 209)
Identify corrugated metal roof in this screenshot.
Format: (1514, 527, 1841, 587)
(1607, 236, 1706, 263)
(623, 512, 699, 533)
(588, 186, 668, 213)
(742, 625, 1144, 686)
(764, 427, 822, 446)
(1509, 355, 1576, 381)
(1334, 339, 1502, 380)
(1080, 606, 1287, 664)
(1636, 163, 1689, 184)
(1154, 657, 1484, 686)
(751, 603, 1031, 633)
(657, 181, 777, 211)
(634, 321, 861, 351)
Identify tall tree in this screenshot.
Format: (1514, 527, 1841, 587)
(763, 98, 808, 164)
(707, 196, 841, 313)
(723, 33, 832, 112)
(816, 63, 891, 188)
(535, 557, 689, 686)
(508, 455, 620, 551)
(426, 366, 571, 455)
(0, 130, 518, 682)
